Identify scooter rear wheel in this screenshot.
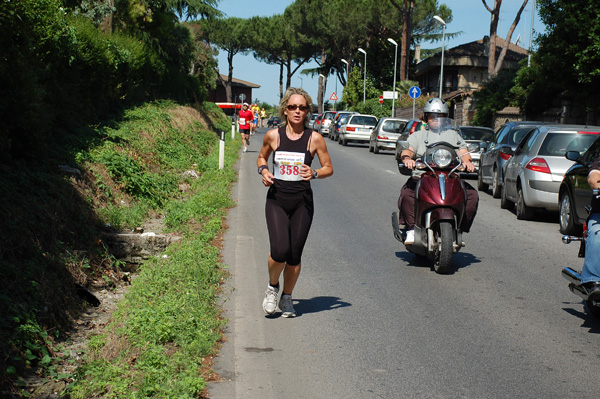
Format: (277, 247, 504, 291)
(434, 221, 453, 274)
(586, 299, 600, 318)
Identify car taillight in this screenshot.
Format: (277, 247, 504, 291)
(526, 157, 551, 174)
(346, 126, 356, 132)
(500, 152, 511, 161)
(377, 135, 389, 140)
(409, 123, 417, 135)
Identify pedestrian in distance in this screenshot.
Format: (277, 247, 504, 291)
(238, 102, 253, 153)
(256, 87, 333, 317)
(260, 107, 267, 127)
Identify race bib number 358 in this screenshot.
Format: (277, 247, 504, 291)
(274, 151, 305, 181)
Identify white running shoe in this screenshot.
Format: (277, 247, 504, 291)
(243, 146, 247, 153)
(404, 229, 415, 245)
(262, 285, 279, 315)
(279, 295, 296, 318)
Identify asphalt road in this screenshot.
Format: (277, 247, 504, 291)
(209, 127, 600, 399)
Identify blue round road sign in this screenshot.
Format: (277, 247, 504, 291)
(408, 86, 421, 99)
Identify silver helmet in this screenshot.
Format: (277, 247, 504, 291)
(423, 98, 449, 118)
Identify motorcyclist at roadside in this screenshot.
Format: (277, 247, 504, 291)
(581, 156, 600, 299)
(396, 97, 479, 244)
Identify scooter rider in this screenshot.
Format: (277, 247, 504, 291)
(396, 97, 479, 244)
(580, 157, 600, 298)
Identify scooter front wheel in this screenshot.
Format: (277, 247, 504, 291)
(434, 221, 453, 274)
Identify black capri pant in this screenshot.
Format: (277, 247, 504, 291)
(265, 186, 314, 265)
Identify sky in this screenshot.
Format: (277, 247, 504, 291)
(214, 0, 545, 106)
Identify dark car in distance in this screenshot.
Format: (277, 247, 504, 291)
(558, 134, 600, 234)
(267, 116, 281, 127)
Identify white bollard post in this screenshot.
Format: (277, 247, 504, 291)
(231, 121, 235, 140)
(219, 131, 225, 170)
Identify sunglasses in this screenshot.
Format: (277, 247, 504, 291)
(287, 104, 309, 111)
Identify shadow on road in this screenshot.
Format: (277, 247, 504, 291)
(292, 296, 351, 316)
(562, 306, 600, 334)
(394, 249, 481, 274)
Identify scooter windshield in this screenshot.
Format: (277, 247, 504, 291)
(426, 117, 459, 134)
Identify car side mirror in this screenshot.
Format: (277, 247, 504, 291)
(565, 150, 581, 162)
(479, 142, 488, 152)
(500, 146, 515, 156)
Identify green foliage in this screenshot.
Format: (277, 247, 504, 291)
(0, 0, 212, 161)
(512, 0, 600, 116)
(343, 67, 381, 107)
(472, 69, 517, 128)
(66, 102, 238, 399)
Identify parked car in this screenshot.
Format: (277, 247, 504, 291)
(500, 124, 600, 220)
(312, 113, 323, 131)
(478, 121, 543, 198)
(394, 119, 426, 160)
(558, 134, 600, 234)
(329, 111, 357, 141)
(331, 114, 353, 142)
(308, 113, 319, 131)
(318, 111, 337, 137)
(338, 114, 378, 146)
(267, 116, 281, 127)
(459, 126, 494, 173)
(369, 117, 408, 154)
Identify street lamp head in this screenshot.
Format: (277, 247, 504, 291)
(358, 48, 366, 55)
(433, 15, 446, 26)
(387, 38, 398, 47)
(319, 73, 325, 79)
(341, 59, 349, 66)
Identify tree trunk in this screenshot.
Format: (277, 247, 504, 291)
(225, 51, 234, 102)
(279, 64, 284, 102)
(483, 0, 528, 78)
(494, 0, 529, 75)
(389, 0, 412, 82)
(482, 0, 501, 78)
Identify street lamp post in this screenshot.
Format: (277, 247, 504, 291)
(433, 15, 446, 98)
(319, 73, 325, 113)
(341, 59, 349, 110)
(299, 76, 303, 88)
(358, 48, 367, 103)
(341, 58, 349, 82)
(387, 38, 398, 117)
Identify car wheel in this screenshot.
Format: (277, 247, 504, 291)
(477, 168, 489, 192)
(368, 140, 374, 152)
(342, 137, 348, 146)
(559, 190, 580, 235)
(500, 182, 513, 210)
(492, 167, 501, 198)
(374, 144, 380, 154)
(516, 185, 534, 220)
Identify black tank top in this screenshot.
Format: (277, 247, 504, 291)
(272, 126, 314, 193)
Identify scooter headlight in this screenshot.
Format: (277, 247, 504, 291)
(432, 148, 453, 168)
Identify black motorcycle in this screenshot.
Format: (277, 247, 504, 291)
(561, 189, 600, 317)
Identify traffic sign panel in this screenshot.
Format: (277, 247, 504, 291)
(408, 86, 421, 99)
(330, 92, 338, 101)
(378, 95, 384, 104)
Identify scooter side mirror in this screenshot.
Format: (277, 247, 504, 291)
(395, 141, 410, 161)
(467, 143, 481, 153)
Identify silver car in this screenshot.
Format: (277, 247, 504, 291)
(338, 114, 378, 146)
(459, 126, 494, 173)
(318, 111, 337, 137)
(500, 124, 600, 219)
(369, 117, 408, 154)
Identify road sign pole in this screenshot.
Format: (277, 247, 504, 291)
(412, 99, 416, 120)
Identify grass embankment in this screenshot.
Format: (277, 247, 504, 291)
(0, 100, 240, 397)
